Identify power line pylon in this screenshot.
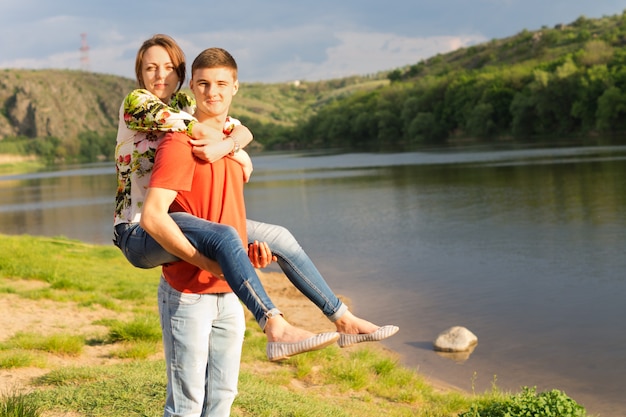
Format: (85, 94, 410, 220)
(80, 33, 90, 72)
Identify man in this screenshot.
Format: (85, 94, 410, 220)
(140, 47, 338, 416)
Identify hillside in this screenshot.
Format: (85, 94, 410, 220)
(2, 11, 626, 156)
(390, 13, 625, 80)
(0, 68, 388, 143)
(287, 11, 626, 150)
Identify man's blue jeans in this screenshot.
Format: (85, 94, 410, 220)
(159, 277, 245, 417)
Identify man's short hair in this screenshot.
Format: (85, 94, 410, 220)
(191, 48, 238, 79)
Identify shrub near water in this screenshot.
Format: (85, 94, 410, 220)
(459, 386, 587, 417)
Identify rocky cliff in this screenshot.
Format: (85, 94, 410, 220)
(0, 69, 136, 140)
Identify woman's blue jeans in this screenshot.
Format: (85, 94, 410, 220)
(245, 219, 347, 321)
(114, 213, 347, 324)
(114, 212, 278, 329)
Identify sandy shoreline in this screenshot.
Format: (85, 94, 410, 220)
(255, 271, 463, 394)
(0, 270, 461, 397)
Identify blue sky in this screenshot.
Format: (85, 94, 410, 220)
(1, 1, 624, 83)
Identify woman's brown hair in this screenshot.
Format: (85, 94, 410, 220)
(134, 34, 186, 92)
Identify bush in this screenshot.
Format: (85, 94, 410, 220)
(459, 386, 587, 417)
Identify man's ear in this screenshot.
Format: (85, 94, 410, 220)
(232, 80, 239, 96)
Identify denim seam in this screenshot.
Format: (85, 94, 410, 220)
(242, 280, 275, 330)
(273, 251, 342, 316)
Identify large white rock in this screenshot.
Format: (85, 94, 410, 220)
(433, 326, 478, 352)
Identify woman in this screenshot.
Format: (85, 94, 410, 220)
(113, 34, 398, 357)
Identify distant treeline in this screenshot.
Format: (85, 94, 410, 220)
(258, 14, 626, 151)
(0, 131, 115, 164)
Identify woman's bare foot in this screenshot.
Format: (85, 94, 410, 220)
(264, 315, 315, 343)
(333, 310, 380, 335)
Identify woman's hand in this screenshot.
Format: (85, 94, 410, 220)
(229, 150, 254, 182)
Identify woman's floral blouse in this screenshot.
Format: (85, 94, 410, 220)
(114, 89, 238, 226)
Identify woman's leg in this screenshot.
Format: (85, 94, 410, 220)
(159, 212, 279, 329)
(246, 219, 399, 345)
(118, 215, 281, 327)
(115, 222, 179, 268)
(246, 219, 348, 321)
(169, 212, 339, 361)
(116, 215, 276, 326)
(120, 213, 339, 360)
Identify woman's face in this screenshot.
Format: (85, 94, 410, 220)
(140, 46, 180, 102)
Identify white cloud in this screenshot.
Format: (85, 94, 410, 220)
(0, 0, 624, 83)
(0, 28, 486, 83)
(319, 31, 487, 78)
(171, 27, 487, 83)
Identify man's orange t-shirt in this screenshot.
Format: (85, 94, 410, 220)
(149, 131, 247, 294)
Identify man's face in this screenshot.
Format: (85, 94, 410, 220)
(140, 46, 180, 102)
(190, 67, 239, 119)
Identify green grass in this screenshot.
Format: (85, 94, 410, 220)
(0, 350, 45, 370)
(0, 234, 590, 416)
(104, 315, 162, 343)
(0, 235, 159, 310)
(0, 333, 84, 356)
(0, 390, 41, 417)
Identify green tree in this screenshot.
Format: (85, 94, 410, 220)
(571, 65, 611, 131)
(510, 92, 537, 137)
(596, 86, 626, 131)
(465, 102, 496, 137)
(407, 112, 445, 144)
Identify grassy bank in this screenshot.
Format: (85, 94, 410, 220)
(0, 234, 589, 416)
(0, 154, 43, 175)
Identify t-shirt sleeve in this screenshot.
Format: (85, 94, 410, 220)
(149, 132, 195, 191)
(223, 116, 241, 134)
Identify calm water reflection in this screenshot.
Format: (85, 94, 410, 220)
(1, 146, 625, 415)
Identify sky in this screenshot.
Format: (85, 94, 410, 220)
(1, 0, 625, 84)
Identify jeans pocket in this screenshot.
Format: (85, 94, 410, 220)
(175, 291, 203, 306)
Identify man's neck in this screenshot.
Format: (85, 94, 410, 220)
(194, 111, 226, 131)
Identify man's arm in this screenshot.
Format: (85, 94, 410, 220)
(140, 187, 223, 277)
(190, 124, 254, 164)
(124, 89, 253, 166)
